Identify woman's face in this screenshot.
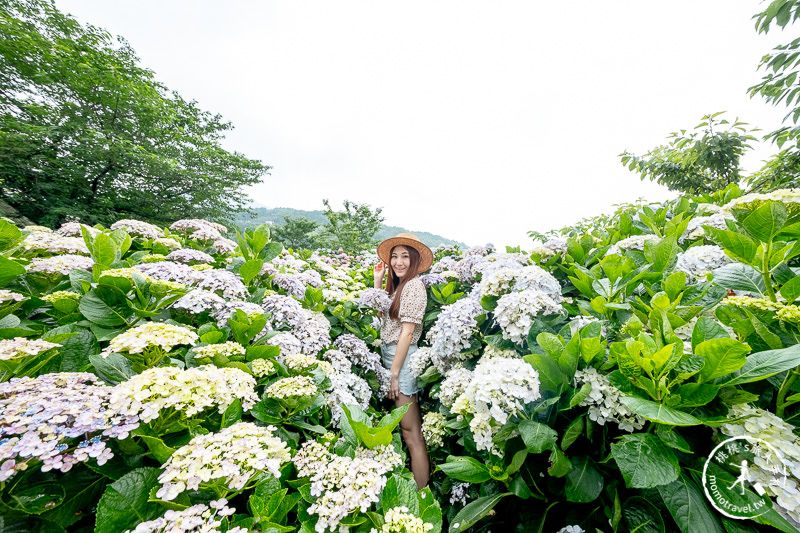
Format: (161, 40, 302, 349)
(390, 246, 412, 280)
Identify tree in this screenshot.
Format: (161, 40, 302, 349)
(620, 113, 757, 195)
(271, 215, 323, 250)
(0, 0, 269, 228)
(321, 199, 384, 254)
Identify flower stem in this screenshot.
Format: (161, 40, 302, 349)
(776, 369, 799, 418)
(761, 241, 777, 302)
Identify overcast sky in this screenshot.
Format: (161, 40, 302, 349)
(54, 1, 793, 248)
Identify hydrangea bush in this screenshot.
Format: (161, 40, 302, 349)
(5, 191, 800, 532)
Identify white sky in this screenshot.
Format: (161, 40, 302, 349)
(54, 1, 794, 248)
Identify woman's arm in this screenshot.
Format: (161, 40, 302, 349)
(373, 261, 386, 290)
(388, 321, 416, 400)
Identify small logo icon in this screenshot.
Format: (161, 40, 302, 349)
(702, 436, 788, 519)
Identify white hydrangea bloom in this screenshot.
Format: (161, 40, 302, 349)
(251, 358, 276, 377)
(573, 367, 645, 432)
(166, 248, 214, 264)
(56, 222, 100, 238)
(0, 338, 60, 360)
(422, 412, 447, 448)
(426, 298, 484, 370)
(265, 375, 318, 399)
(606, 235, 659, 257)
(22, 231, 90, 255)
(407, 346, 432, 378)
(681, 212, 734, 242)
(27, 254, 93, 275)
(449, 482, 470, 506)
(110, 219, 163, 240)
(172, 289, 227, 315)
(156, 423, 291, 501)
(124, 500, 245, 533)
(435, 367, 473, 408)
(720, 404, 800, 528)
(153, 237, 182, 251)
(212, 237, 238, 255)
(724, 188, 800, 213)
(293, 441, 402, 533)
(109, 365, 258, 423)
(674, 245, 732, 282)
(102, 323, 198, 356)
(193, 341, 246, 360)
(482, 345, 520, 360)
(494, 289, 563, 344)
(375, 506, 434, 533)
(0, 290, 25, 303)
(452, 357, 541, 454)
(555, 526, 585, 533)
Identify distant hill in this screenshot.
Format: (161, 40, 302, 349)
(233, 207, 468, 248)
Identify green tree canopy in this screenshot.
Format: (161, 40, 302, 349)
(321, 199, 384, 254)
(620, 113, 757, 195)
(0, 0, 269, 228)
(271, 215, 323, 250)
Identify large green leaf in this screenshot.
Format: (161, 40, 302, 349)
(565, 456, 603, 503)
(741, 200, 788, 242)
(238, 259, 264, 285)
(518, 420, 557, 454)
(380, 474, 419, 514)
(79, 287, 133, 327)
(94, 467, 163, 533)
(40, 467, 107, 527)
(523, 354, 567, 392)
(89, 352, 135, 385)
(711, 263, 766, 295)
(703, 227, 758, 264)
(619, 397, 702, 426)
(449, 493, 509, 533)
(92, 233, 120, 266)
(691, 317, 731, 352)
(696, 338, 750, 382)
(644, 235, 679, 272)
(656, 473, 724, 533)
(0, 220, 23, 252)
(610, 433, 679, 489)
(4, 481, 64, 515)
(717, 343, 800, 386)
(779, 275, 800, 303)
(437, 456, 490, 484)
(0, 256, 25, 288)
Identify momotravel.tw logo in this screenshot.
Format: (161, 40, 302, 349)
(702, 436, 789, 519)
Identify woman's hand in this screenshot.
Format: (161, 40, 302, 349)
(388, 373, 400, 401)
(374, 261, 386, 289)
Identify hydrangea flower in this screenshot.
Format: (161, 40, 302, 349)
(124, 500, 246, 533)
(293, 441, 402, 533)
(156, 422, 291, 501)
(681, 212, 734, 242)
(407, 346, 432, 379)
(172, 289, 227, 315)
(426, 298, 484, 371)
(265, 375, 318, 399)
(0, 373, 139, 481)
(358, 288, 391, 313)
(212, 238, 238, 255)
(0, 290, 25, 303)
(22, 231, 89, 256)
(419, 273, 447, 287)
(194, 269, 248, 300)
(573, 367, 645, 432)
(479, 265, 562, 301)
(724, 188, 800, 215)
(0, 338, 60, 361)
(27, 255, 93, 275)
(374, 506, 434, 533)
(110, 219, 163, 240)
(102, 322, 198, 356)
(674, 245, 731, 282)
(421, 412, 447, 448)
(154, 237, 182, 251)
(170, 219, 227, 235)
(193, 341, 246, 360)
(101, 267, 153, 282)
(251, 358, 276, 377)
(494, 289, 563, 344)
(166, 248, 215, 264)
(451, 357, 541, 454)
(333, 334, 390, 395)
(777, 305, 800, 323)
(435, 367, 473, 408)
(723, 295, 784, 312)
(283, 352, 324, 373)
(109, 365, 258, 423)
(720, 404, 800, 527)
(449, 482, 470, 506)
(266, 332, 304, 357)
(481, 345, 520, 360)
(134, 261, 201, 285)
(141, 254, 167, 263)
(56, 221, 100, 237)
(263, 294, 308, 329)
(606, 235, 659, 257)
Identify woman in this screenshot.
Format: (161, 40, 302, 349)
(374, 233, 433, 490)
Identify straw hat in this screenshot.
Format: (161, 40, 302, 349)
(377, 233, 434, 274)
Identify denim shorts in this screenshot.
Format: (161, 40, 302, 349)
(380, 343, 420, 397)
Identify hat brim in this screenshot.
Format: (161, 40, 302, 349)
(377, 237, 434, 274)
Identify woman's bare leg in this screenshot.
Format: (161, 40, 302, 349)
(394, 393, 429, 490)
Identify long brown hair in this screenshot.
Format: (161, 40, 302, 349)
(386, 245, 421, 320)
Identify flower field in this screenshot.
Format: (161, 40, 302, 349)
(4, 188, 800, 533)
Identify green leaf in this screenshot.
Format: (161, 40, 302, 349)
(664, 271, 687, 301)
(341, 404, 408, 449)
(92, 233, 120, 266)
(674, 383, 720, 408)
(261, 242, 284, 263)
(239, 259, 265, 285)
(523, 354, 567, 392)
(89, 352, 135, 385)
(657, 473, 724, 533)
(547, 446, 571, 477)
(622, 496, 666, 533)
(376, 403, 411, 430)
(644, 235, 679, 272)
(655, 426, 692, 453)
(711, 263, 766, 295)
(137, 434, 176, 463)
(200, 331, 226, 344)
(561, 415, 585, 451)
(717, 343, 800, 386)
(610, 433, 680, 489)
(381, 474, 419, 514)
(39, 467, 107, 527)
(0, 219, 23, 252)
(5, 481, 64, 515)
(741, 200, 788, 242)
(449, 494, 508, 533)
(222, 399, 243, 428)
(691, 317, 730, 352)
(536, 332, 564, 357)
(703, 227, 758, 264)
(79, 287, 133, 327)
(0, 256, 26, 288)
(568, 382, 592, 409)
(95, 467, 163, 533)
(743, 308, 783, 350)
(619, 397, 702, 426)
(437, 456, 490, 483)
(518, 420, 557, 454)
(565, 456, 603, 503)
(779, 275, 800, 303)
(696, 338, 751, 382)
